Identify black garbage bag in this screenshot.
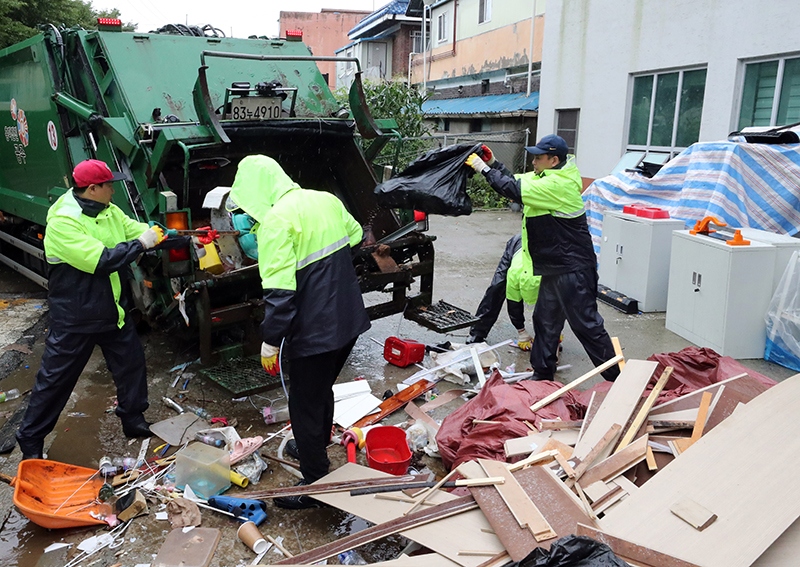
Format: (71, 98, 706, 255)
(512, 535, 630, 567)
(374, 143, 479, 216)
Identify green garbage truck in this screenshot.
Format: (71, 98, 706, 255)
(0, 21, 474, 364)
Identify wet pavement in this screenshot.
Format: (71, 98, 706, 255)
(0, 210, 796, 566)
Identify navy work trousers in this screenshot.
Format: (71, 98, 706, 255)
(288, 337, 358, 483)
(16, 321, 149, 456)
(531, 269, 620, 381)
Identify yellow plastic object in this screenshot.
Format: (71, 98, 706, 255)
(199, 243, 224, 275)
(230, 470, 250, 488)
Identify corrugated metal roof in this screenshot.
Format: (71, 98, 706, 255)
(422, 92, 539, 116)
(349, 0, 410, 36)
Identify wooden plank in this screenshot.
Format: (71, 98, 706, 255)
(469, 464, 597, 561)
(672, 391, 713, 453)
(478, 458, 556, 541)
(615, 367, 673, 453)
(243, 474, 422, 500)
(352, 379, 437, 429)
(539, 419, 583, 430)
(576, 524, 702, 567)
(579, 434, 648, 487)
(670, 498, 717, 531)
(572, 423, 622, 482)
(312, 463, 504, 567)
(275, 496, 478, 565)
(549, 429, 580, 446)
(650, 373, 768, 415)
(405, 468, 459, 515)
(507, 450, 560, 472)
(504, 432, 552, 458)
(530, 354, 624, 412)
(589, 484, 623, 511)
(572, 360, 657, 462)
(645, 446, 658, 471)
(600, 372, 800, 567)
(611, 337, 625, 369)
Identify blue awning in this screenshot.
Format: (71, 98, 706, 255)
(422, 92, 539, 116)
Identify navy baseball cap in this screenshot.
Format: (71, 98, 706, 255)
(525, 135, 568, 159)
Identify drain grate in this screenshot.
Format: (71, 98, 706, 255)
(405, 300, 479, 333)
(200, 356, 284, 396)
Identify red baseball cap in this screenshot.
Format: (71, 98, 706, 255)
(72, 159, 129, 187)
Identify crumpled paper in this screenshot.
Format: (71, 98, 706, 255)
(166, 497, 202, 528)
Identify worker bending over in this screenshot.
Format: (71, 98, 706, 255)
(16, 160, 188, 460)
(466, 136, 619, 381)
(467, 234, 540, 350)
(230, 156, 370, 508)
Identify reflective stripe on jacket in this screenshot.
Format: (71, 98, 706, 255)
(44, 190, 149, 331)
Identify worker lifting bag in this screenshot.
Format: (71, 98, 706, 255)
(765, 250, 800, 371)
(374, 143, 477, 216)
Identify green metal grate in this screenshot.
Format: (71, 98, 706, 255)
(405, 300, 479, 333)
(199, 356, 284, 396)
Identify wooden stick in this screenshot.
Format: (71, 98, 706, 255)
(523, 420, 538, 431)
(530, 355, 624, 412)
(404, 468, 458, 515)
(375, 493, 436, 505)
(647, 420, 696, 429)
(260, 452, 301, 469)
(472, 419, 498, 425)
(508, 449, 560, 472)
(645, 446, 658, 471)
(554, 452, 576, 478)
(455, 477, 505, 487)
(611, 337, 625, 370)
(614, 367, 673, 453)
(572, 423, 622, 482)
(458, 551, 499, 556)
(267, 535, 293, 558)
(691, 392, 713, 443)
(573, 481, 598, 520)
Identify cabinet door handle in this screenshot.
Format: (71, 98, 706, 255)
(692, 272, 697, 285)
(697, 273, 702, 288)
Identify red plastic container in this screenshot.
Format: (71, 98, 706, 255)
(635, 207, 670, 219)
(383, 337, 425, 368)
(366, 426, 412, 475)
(622, 204, 643, 215)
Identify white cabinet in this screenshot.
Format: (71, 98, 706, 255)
(665, 231, 777, 358)
(598, 211, 685, 312)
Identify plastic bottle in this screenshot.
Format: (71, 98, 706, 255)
(262, 403, 290, 425)
(337, 550, 367, 565)
(195, 432, 225, 447)
(98, 456, 119, 477)
(0, 388, 20, 403)
(112, 457, 138, 471)
(183, 404, 211, 420)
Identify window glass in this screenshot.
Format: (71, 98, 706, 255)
(777, 57, 800, 125)
(651, 72, 678, 147)
(557, 109, 579, 155)
(739, 60, 778, 129)
(628, 75, 653, 146)
(676, 69, 707, 147)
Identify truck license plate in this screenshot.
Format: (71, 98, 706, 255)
(229, 97, 282, 120)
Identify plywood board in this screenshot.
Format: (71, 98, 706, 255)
(576, 524, 702, 567)
(504, 432, 552, 458)
(600, 372, 800, 567)
(333, 393, 382, 428)
(313, 463, 504, 567)
(573, 360, 657, 462)
(579, 435, 648, 487)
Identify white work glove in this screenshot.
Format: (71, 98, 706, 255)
(516, 329, 533, 351)
(465, 153, 490, 174)
(138, 226, 165, 249)
(261, 342, 280, 376)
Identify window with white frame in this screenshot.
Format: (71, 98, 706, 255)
(738, 55, 800, 129)
(437, 12, 448, 44)
(627, 67, 707, 156)
(410, 30, 423, 53)
(479, 0, 492, 24)
(557, 109, 579, 156)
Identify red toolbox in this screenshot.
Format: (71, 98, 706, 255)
(383, 337, 425, 368)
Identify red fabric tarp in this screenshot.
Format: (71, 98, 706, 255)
(436, 346, 777, 470)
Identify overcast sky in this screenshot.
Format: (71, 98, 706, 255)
(89, 0, 382, 38)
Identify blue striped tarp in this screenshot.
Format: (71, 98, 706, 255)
(582, 141, 800, 255)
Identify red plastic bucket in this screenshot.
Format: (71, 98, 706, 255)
(383, 337, 425, 368)
(365, 426, 412, 475)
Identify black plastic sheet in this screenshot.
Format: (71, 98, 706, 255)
(374, 143, 478, 216)
(511, 535, 630, 567)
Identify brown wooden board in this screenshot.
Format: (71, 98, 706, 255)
(579, 435, 648, 487)
(469, 465, 597, 561)
(576, 524, 701, 567)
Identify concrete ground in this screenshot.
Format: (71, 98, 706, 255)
(0, 210, 795, 567)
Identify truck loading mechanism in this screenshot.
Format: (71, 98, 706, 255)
(0, 24, 476, 366)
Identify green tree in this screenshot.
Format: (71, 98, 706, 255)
(0, 0, 136, 50)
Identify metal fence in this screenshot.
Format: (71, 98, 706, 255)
(373, 129, 531, 174)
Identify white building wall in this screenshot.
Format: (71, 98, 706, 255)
(538, 0, 800, 180)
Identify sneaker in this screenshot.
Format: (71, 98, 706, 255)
(285, 439, 300, 460)
(273, 479, 323, 510)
